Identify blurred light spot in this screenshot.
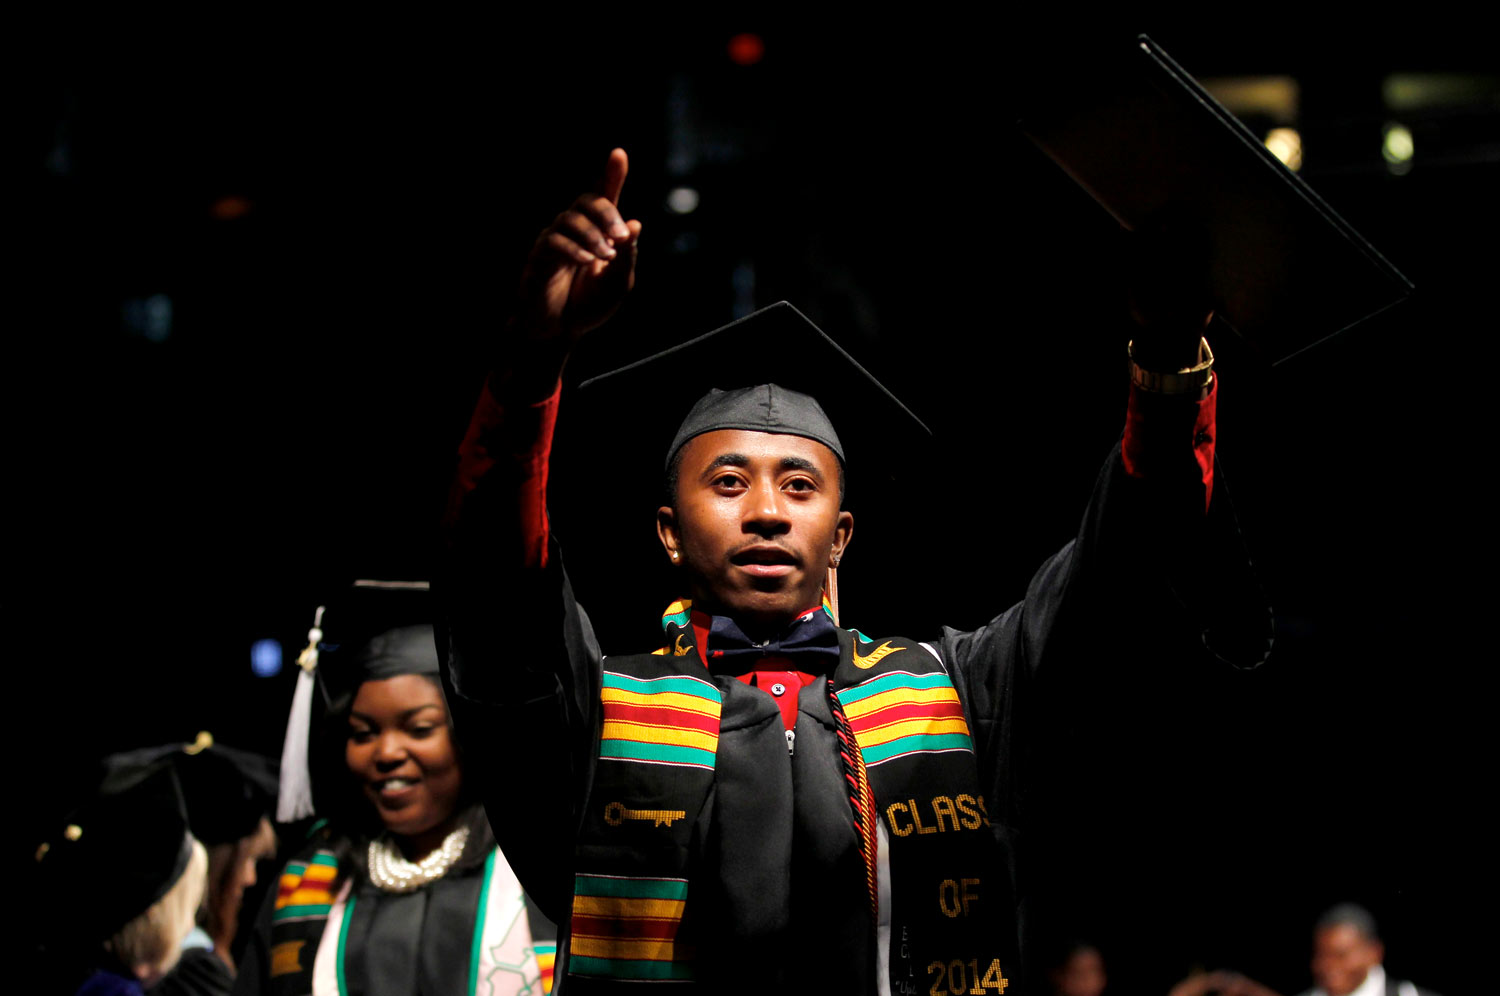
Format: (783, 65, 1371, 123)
(1264, 127, 1303, 172)
(671, 231, 699, 254)
(666, 187, 700, 214)
(251, 639, 283, 678)
(211, 195, 253, 221)
(728, 33, 765, 66)
(122, 294, 173, 342)
(1383, 122, 1414, 175)
(1384, 73, 1500, 112)
(1203, 76, 1300, 124)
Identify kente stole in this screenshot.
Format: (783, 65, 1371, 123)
(265, 839, 553, 996)
(566, 602, 1012, 993)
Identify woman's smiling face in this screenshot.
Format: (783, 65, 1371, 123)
(345, 674, 463, 847)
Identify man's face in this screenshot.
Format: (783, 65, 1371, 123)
(1311, 924, 1383, 996)
(659, 429, 852, 633)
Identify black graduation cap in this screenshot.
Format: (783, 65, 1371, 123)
(1015, 34, 1413, 363)
(103, 734, 278, 847)
(34, 756, 194, 945)
(567, 301, 930, 493)
(278, 581, 437, 824)
(549, 302, 931, 647)
(311, 581, 438, 709)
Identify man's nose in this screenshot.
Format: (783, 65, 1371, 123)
(743, 480, 790, 534)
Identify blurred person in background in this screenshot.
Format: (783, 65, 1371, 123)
(1299, 904, 1439, 996)
(35, 756, 210, 995)
(234, 592, 553, 996)
(100, 736, 281, 995)
(1045, 940, 1109, 996)
(1169, 968, 1282, 996)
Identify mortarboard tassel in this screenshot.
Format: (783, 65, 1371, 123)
(276, 605, 324, 823)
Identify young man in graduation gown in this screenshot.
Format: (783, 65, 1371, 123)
(438, 149, 1263, 994)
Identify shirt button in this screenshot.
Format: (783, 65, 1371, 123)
(770, 682, 787, 696)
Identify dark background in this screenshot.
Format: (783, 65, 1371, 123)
(14, 19, 1493, 994)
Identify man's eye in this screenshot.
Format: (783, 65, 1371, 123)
(713, 474, 745, 488)
(785, 478, 816, 492)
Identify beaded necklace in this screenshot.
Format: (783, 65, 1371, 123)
(366, 824, 470, 894)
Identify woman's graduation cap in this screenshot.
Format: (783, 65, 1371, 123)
(550, 302, 932, 641)
(276, 580, 436, 823)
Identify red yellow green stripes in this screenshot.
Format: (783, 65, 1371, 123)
(836, 670, 972, 766)
(533, 942, 556, 993)
(600, 671, 722, 770)
(659, 599, 692, 631)
(568, 874, 695, 981)
(272, 850, 339, 922)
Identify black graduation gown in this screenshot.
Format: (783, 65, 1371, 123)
(232, 815, 550, 996)
(438, 397, 1267, 993)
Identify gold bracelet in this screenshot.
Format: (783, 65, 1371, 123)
(1128, 338, 1214, 395)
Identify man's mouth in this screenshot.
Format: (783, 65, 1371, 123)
(731, 546, 798, 577)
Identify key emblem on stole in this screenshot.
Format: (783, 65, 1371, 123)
(604, 801, 687, 828)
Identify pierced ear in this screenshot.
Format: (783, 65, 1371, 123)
(656, 506, 681, 564)
(826, 510, 854, 569)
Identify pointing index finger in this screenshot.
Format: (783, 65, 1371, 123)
(599, 148, 629, 205)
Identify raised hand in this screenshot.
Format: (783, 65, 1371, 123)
(1124, 217, 1214, 372)
(508, 148, 643, 386)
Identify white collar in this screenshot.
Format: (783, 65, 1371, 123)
(1312, 963, 1386, 996)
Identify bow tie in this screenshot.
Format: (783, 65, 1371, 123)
(707, 608, 841, 664)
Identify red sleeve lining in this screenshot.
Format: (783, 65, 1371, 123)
(446, 378, 561, 568)
(1121, 374, 1217, 514)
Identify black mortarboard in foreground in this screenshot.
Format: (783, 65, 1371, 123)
(1016, 34, 1413, 363)
(34, 757, 194, 944)
(103, 735, 278, 846)
(667, 384, 845, 472)
(569, 300, 929, 493)
(550, 302, 930, 645)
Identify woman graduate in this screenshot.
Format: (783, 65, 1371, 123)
(234, 587, 553, 996)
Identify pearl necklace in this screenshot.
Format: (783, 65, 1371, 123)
(367, 825, 470, 894)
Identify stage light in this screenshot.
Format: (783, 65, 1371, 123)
(211, 195, 252, 221)
(251, 638, 283, 678)
(666, 187, 701, 214)
(1264, 127, 1303, 172)
(1383, 122, 1414, 175)
(728, 33, 764, 66)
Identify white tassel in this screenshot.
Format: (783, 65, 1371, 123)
(276, 606, 324, 823)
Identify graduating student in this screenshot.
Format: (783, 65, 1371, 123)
(235, 587, 554, 996)
(437, 144, 1265, 995)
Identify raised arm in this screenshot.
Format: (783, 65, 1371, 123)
(941, 224, 1268, 830)
(437, 150, 641, 919)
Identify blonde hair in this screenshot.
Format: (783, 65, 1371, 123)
(107, 835, 208, 982)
